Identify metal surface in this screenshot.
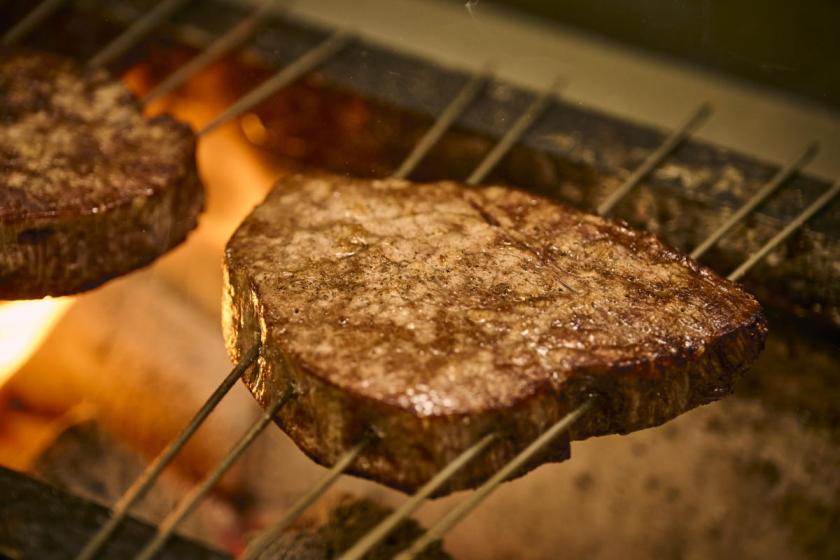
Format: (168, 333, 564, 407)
(596, 102, 712, 216)
(197, 30, 352, 137)
(88, 0, 192, 68)
(690, 142, 819, 260)
(74, 344, 260, 560)
(135, 387, 296, 560)
(1, 0, 68, 45)
(142, 0, 277, 104)
(465, 77, 563, 185)
(392, 65, 492, 180)
(728, 179, 840, 282)
(397, 401, 595, 559)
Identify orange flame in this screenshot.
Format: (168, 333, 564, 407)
(0, 298, 72, 386)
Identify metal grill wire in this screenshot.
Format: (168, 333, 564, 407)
(45, 0, 524, 553)
(142, 69, 562, 557)
(1, 0, 70, 45)
(395, 147, 828, 560)
(4, 2, 836, 559)
(141, 0, 279, 104)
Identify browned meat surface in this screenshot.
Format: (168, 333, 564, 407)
(223, 173, 766, 495)
(0, 48, 203, 299)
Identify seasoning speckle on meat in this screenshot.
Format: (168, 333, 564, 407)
(224, 174, 766, 495)
(0, 48, 203, 298)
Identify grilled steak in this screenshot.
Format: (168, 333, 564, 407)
(224, 173, 766, 495)
(0, 48, 203, 299)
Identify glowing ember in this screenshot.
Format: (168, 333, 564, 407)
(240, 113, 269, 146)
(0, 298, 72, 386)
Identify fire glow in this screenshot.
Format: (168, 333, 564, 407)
(0, 298, 72, 386)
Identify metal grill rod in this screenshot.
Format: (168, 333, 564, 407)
(690, 142, 819, 260)
(135, 386, 297, 560)
(597, 102, 712, 216)
(74, 344, 260, 560)
(142, 0, 278, 104)
(391, 65, 493, 180)
(727, 179, 840, 282)
(11, 3, 832, 557)
(397, 400, 594, 560)
(237, 68, 540, 556)
(80, 57, 506, 557)
(88, 0, 192, 69)
(338, 433, 498, 560)
(1, 0, 69, 45)
(394, 148, 830, 559)
(197, 30, 352, 137)
(241, 437, 371, 560)
(466, 77, 564, 185)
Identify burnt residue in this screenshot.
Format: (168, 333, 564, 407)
(775, 489, 840, 560)
(16, 226, 54, 244)
(735, 457, 783, 489)
(736, 311, 840, 439)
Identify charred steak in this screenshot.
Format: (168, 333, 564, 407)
(223, 173, 766, 495)
(0, 48, 203, 299)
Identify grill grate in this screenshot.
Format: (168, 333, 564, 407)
(141, 0, 277, 105)
(4, 1, 839, 558)
(1, 0, 69, 45)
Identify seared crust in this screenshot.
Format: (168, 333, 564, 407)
(0, 48, 203, 298)
(223, 173, 766, 494)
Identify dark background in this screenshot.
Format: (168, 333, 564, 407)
(467, 0, 840, 109)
